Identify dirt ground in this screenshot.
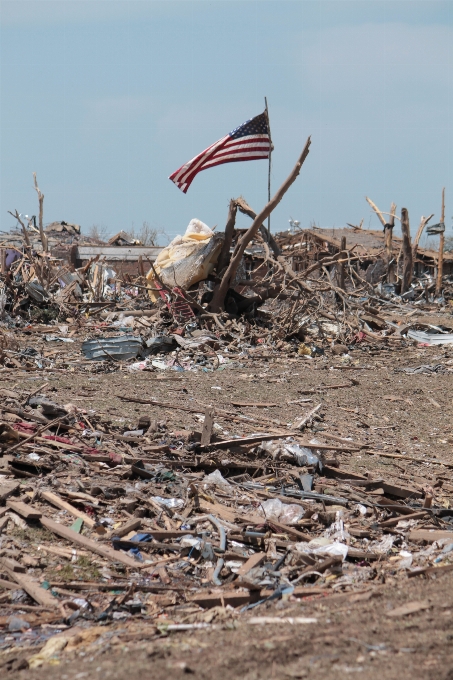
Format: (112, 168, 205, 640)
(5, 565, 453, 680)
(2, 331, 453, 680)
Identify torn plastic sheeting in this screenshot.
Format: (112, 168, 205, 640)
(259, 439, 320, 467)
(258, 498, 305, 524)
(81, 335, 143, 361)
(406, 330, 453, 345)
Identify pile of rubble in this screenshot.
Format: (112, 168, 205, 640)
(1, 164, 453, 671)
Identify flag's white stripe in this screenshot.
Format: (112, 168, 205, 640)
(201, 151, 269, 167)
(174, 136, 229, 184)
(224, 134, 270, 146)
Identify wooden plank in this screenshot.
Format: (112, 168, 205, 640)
(0, 556, 26, 573)
(237, 552, 267, 576)
(200, 407, 214, 447)
(6, 500, 41, 520)
(40, 491, 95, 528)
(0, 482, 20, 502)
(408, 564, 453, 578)
(4, 568, 58, 608)
(140, 530, 193, 540)
(379, 511, 427, 527)
(106, 517, 142, 539)
(39, 514, 143, 568)
(409, 529, 453, 544)
(0, 577, 18, 590)
(381, 482, 422, 500)
(265, 519, 312, 543)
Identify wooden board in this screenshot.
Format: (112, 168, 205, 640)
(6, 500, 42, 520)
(0, 482, 20, 502)
(237, 552, 267, 576)
(409, 529, 453, 543)
(4, 567, 58, 608)
(40, 491, 95, 528)
(200, 407, 214, 447)
(0, 556, 26, 573)
(106, 517, 142, 539)
(39, 514, 143, 569)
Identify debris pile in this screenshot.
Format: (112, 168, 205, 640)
(0, 165, 452, 670)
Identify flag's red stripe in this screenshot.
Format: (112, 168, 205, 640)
(170, 131, 270, 191)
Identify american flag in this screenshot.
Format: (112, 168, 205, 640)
(169, 112, 271, 193)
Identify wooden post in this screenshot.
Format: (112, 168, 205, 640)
(338, 236, 346, 290)
(0, 249, 5, 275)
(401, 208, 413, 294)
(435, 188, 446, 297)
(264, 97, 272, 238)
(385, 203, 396, 283)
(200, 407, 214, 447)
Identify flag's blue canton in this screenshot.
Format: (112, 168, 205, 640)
(229, 112, 269, 139)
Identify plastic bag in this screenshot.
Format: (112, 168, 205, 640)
(259, 439, 319, 468)
(203, 469, 231, 487)
(259, 498, 283, 522)
(278, 504, 305, 524)
(312, 541, 349, 560)
(151, 496, 184, 509)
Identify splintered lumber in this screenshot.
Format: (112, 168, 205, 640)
(6, 500, 42, 520)
(293, 404, 322, 430)
(39, 514, 142, 568)
(40, 491, 96, 528)
(4, 567, 58, 608)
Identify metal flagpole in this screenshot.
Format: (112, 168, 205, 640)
(264, 97, 272, 237)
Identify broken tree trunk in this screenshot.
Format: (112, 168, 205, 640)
(412, 213, 434, 261)
(338, 235, 346, 290)
(208, 137, 311, 312)
(365, 197, 386, 227)
(33, 172, 47, 253)
(401, 208, 413, 294)
(435, 187, 446, 297)
(235, 197, 281, 257)
(215, 199, 237, 275)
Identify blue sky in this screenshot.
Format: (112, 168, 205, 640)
(0, 0, 452, 246)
